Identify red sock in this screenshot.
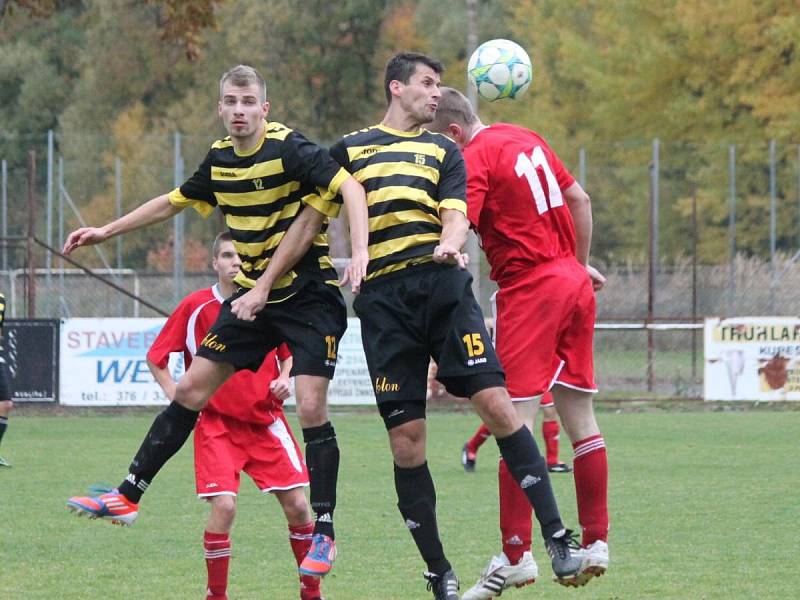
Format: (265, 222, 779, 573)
(289, 522, 321, 600)
(204, 530, 231, 599)
(498, 458, 532, 564)
(542, 420, 560, 465)
(572, 435, 609, 545)
(467, 423, 492, 454)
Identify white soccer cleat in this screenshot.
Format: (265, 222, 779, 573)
(572, 540, 609, 587)
(462, 551, 538, 600)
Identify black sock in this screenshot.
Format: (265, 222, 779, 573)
(395, 462, 451, 576)
(496, 426, 564, 539)
(117, 401, 199, 503)
(0, 416, 7, 446)
(303, 422, 339, 539)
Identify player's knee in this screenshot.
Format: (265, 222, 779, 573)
(210, 495, 237, 526)
(295, 394, 326, 425)
(388, 423, 426, 467)
(0, 399, 12, 415)
(173, 378, 208, 411)
(281, 493, 312, 524)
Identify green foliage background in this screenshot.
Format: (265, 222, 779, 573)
(0, 0, 798, 269)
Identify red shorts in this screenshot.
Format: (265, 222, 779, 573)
(194, 411, 309, 497)
(492, 258, 597, 399)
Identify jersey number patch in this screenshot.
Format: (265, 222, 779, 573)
(514, 146, 564, 215)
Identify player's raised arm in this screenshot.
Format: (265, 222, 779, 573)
(62, 194, 182, 255)
(337, 176, 369, 293)
(230, 204, 327, 321)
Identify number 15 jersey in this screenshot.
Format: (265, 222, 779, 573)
(463, 123, 577, 285)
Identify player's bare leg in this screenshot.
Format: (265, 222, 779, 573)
(66, 358, 234, 525)
(296, 375, 340, 577)
(552, 386, 609, 586)
(274, 488, 323, 600)
(471, 387, 580, 583)
(388, 417, 459, 599)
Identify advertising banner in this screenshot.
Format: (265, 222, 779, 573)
(311, 317, 374, 406)
(59, 318, 374, 407)
(704, 317, 800, 401)
(60, 318, 182, 406)
(1, 320, 59, 402)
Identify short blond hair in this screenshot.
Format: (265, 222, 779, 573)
(219, 65, 267, 102)
(429, 87, 478, 132)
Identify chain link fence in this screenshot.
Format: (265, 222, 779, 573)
(3, 132, 800, 398)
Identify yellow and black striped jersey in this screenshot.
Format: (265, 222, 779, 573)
(329, 124, 467, 281)
(169, 121, 350, 301)
(0, 292, 5, 328)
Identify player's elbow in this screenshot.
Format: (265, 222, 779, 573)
(565, 184, 591, 212)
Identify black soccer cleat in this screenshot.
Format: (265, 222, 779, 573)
(545, 529, 582, 584)
(425, 569, 460, 600)
(461, 443, 477, 472)
(547, 462, 573, 474)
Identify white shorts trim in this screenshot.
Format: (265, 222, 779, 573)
(260, 482, 309, 494)
(552, 380, 599, 394)
(197, 491, 237, 499)
(509, 394, 542, 404)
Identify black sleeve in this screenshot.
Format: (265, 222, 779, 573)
(178, 150, 217, 207)
(282, 131, 344, 190)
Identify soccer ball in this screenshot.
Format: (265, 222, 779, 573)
(467, 39, 532, 102)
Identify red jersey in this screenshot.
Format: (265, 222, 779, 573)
(463, 123, 577, 285)
(147, 284, 291, 425)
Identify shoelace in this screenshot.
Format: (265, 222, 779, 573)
(309, 535, 332, 559)
(549, 529, 580, 560)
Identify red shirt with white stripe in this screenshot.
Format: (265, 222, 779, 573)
(463, 123, 577, 285)
(147, 284, 291, 425)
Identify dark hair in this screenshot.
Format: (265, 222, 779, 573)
(384, 51, 444, 104)
(212, 231, 233, 258)
(429, 87, 478, 132)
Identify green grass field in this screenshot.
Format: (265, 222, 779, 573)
(1, 408, 798, 599)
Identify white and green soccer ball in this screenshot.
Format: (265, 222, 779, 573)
(467, 39, 533, 102)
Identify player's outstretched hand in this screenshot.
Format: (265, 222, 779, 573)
(230, 288, 268, 322)
(269, 376, 291, 401)
(339, 249, 369, 294)
(63, 227, 109, 255)
(433, 244, 469, 270)
(587, 264, 606, 291)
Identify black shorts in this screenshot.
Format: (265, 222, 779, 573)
(196, 278, 347, 379)
(353, 263, 504, 405)
(0, 360, 10, 400)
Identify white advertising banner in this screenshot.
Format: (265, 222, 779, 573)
(60, 317, 374, 407)
(704, 317, 800, 401)
(60, 318, 183, 406)
(287, 318, 375, 406)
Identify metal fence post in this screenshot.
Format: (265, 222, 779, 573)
(58, 156, 65, 317)
(27, 151, 37, 318)
(173, 132, 185, 306)
(769, 139, 776, 313)
(46, 130, 54, 278)
(647, 138, 660, 392)
(1, 159, 7, 272)
(728, 145, 736, 314)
